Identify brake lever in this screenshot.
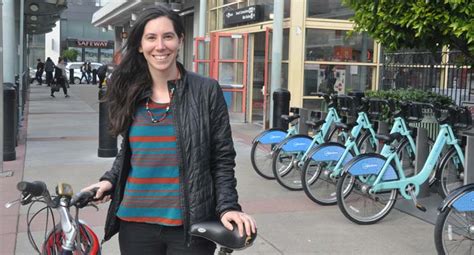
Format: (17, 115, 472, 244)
(5, 193, 33, 208)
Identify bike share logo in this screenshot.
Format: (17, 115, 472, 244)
(270, 135, 283, 139)
(294, 142, 306, 147)
(324, 151, 339, 156)
(362, 164, 378, 169)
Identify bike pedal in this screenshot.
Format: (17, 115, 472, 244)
(415, 203, 427, 212)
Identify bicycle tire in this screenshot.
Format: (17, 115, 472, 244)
(437, 147, 464, 198)
(272, 135, 313, 191)
(250, 140, 276, 180)
(42, 222, 101, 255)
(434, 206, 474, 255)
(301, 143, 354, 205)
(336, 171, 398, 225)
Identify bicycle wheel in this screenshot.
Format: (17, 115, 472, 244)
(272, 148, 302, 190)
(302, 144, 354, 205)
(434, 207, 474, 255)
(42, 223, 101, 255)
(250, 140, 277, 179)
(356, 132, 377, 154)
(325, 126, 345, 144)
(438, 148, 464, 198)
(337, 172, 398, 224)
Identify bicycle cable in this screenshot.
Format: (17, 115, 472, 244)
(25, 198, 57, 254)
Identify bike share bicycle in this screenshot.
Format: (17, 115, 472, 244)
(272, 93, 377, 191)
(336, 104, 471, 225)
(301, 98, 421, 205)
(7, 181, 257, 255)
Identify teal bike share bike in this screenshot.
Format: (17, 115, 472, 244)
(272, 93, 375, 191)
(435, 181, 474, 254)
(337, 104, 471, 224)
(250, 107, 301, 179)
(301, 99, 424, 205)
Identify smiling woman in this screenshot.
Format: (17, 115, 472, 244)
(81, 4, 256, 255)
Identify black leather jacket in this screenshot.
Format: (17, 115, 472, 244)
(100, 63, 241, 243)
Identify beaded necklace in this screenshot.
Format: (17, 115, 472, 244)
(145, 69, 179, 124)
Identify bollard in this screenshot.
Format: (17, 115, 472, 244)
(415, 127, 430, 197)
(92, 69, 97, 85)
(464, 134, 474, 185)
(69, 68, 74, 84)
(3, 83, 17, 161)
(98, 88, 118, 157)
(273, 89, 290, 129)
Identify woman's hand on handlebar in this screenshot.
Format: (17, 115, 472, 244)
(221, 211, 257, 237)
(81, 181, 113, 204)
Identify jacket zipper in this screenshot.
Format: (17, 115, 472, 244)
(171, 80, 191, 245)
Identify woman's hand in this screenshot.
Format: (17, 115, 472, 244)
(81, 180, 113, 204)
(221, 211, 257, 237)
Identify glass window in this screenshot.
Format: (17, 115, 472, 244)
(305, 29, 374, 63)
(100, 48, 113, 64)
(84, 48, 99, 62)
(303, 64, 374, 96)
(307, 0, 354, 19)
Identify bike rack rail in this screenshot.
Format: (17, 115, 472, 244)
(463, 132, 474, 185)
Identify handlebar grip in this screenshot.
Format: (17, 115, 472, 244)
(17, 181, 47, 197)
(70, 187, 99, 208)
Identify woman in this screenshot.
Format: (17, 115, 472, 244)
(82, 5, 256, 254)
(51, 57, 69, 98)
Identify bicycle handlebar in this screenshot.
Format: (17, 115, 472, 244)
(17, 181, 47, 197)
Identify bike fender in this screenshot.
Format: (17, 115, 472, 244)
(279, 134, 313, 153)
(438, 183, 474, 213)
(253, 128, 287, 144)
(310, 142, 353, 164)
(344, 153, 398, 181)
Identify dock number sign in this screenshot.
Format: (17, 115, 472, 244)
(224, 5, 262, 26)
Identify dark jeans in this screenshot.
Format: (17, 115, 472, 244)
(119, 220, 216, 255)
(51, 77, 68, 96)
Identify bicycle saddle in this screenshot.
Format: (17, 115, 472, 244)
(281, 114, 300, 122)
(375, 132, 403, 144)
(189, 221, 257, 250)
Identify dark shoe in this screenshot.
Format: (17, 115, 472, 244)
(51, 94, 55, 98)
(65, 95, 70, 98)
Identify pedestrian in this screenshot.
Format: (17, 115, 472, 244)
(96, 63, 108, 88)
(81, 5, 256, 255)
(44, 57, 55, 87)
(51, 57, 70, 98)
(33, 58, 45, 85)
(80, 62, 89, 84)
(86, 61, 92, 82)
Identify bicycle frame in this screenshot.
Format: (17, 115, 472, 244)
(279, 106, 341, 166)
(370, 124, 464, 199)
(331, 116, 414, 179)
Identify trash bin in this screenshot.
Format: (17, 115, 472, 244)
(273, 89, 290, 129)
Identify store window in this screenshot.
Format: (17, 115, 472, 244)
(307, 0, 354, 19)
(303, 64, 374, 96)
(209, 0, 291, 31)
(305, 29, 374, 63)
(84, 48, 99, 62)
(100, 48, 113, 64)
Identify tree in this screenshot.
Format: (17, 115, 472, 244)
(62, 49, 79, 62)
(342, 0, 474, 63)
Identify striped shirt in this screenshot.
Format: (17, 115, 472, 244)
(116, 99, 182, 226)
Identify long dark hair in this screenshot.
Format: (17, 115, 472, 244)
(105, 4, 184, 136)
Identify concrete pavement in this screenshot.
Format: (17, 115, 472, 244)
(1, 84, 438, 254)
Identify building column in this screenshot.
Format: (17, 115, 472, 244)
(287, 0, 306, 107)
(2, 0, 16, 83)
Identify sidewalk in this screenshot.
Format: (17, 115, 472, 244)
(2, 84, 437, 254)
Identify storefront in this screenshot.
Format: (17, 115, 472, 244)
(198, 0, 380, 128)
(65, 38, 114, 63)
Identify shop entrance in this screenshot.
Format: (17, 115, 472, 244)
(250, 28, 272, 128)
(193, 33, 248, 122)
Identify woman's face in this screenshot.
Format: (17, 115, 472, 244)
(139, 17, 182, 75)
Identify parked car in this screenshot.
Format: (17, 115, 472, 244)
(29, 68, 46, 84)
(65, 62, 102, 84)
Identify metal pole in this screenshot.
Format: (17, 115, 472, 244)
(198, 0, 207, 36)
(270, 0, 284, 128)
(1, 0, 4, 172)
(18, 0, 24, 120)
